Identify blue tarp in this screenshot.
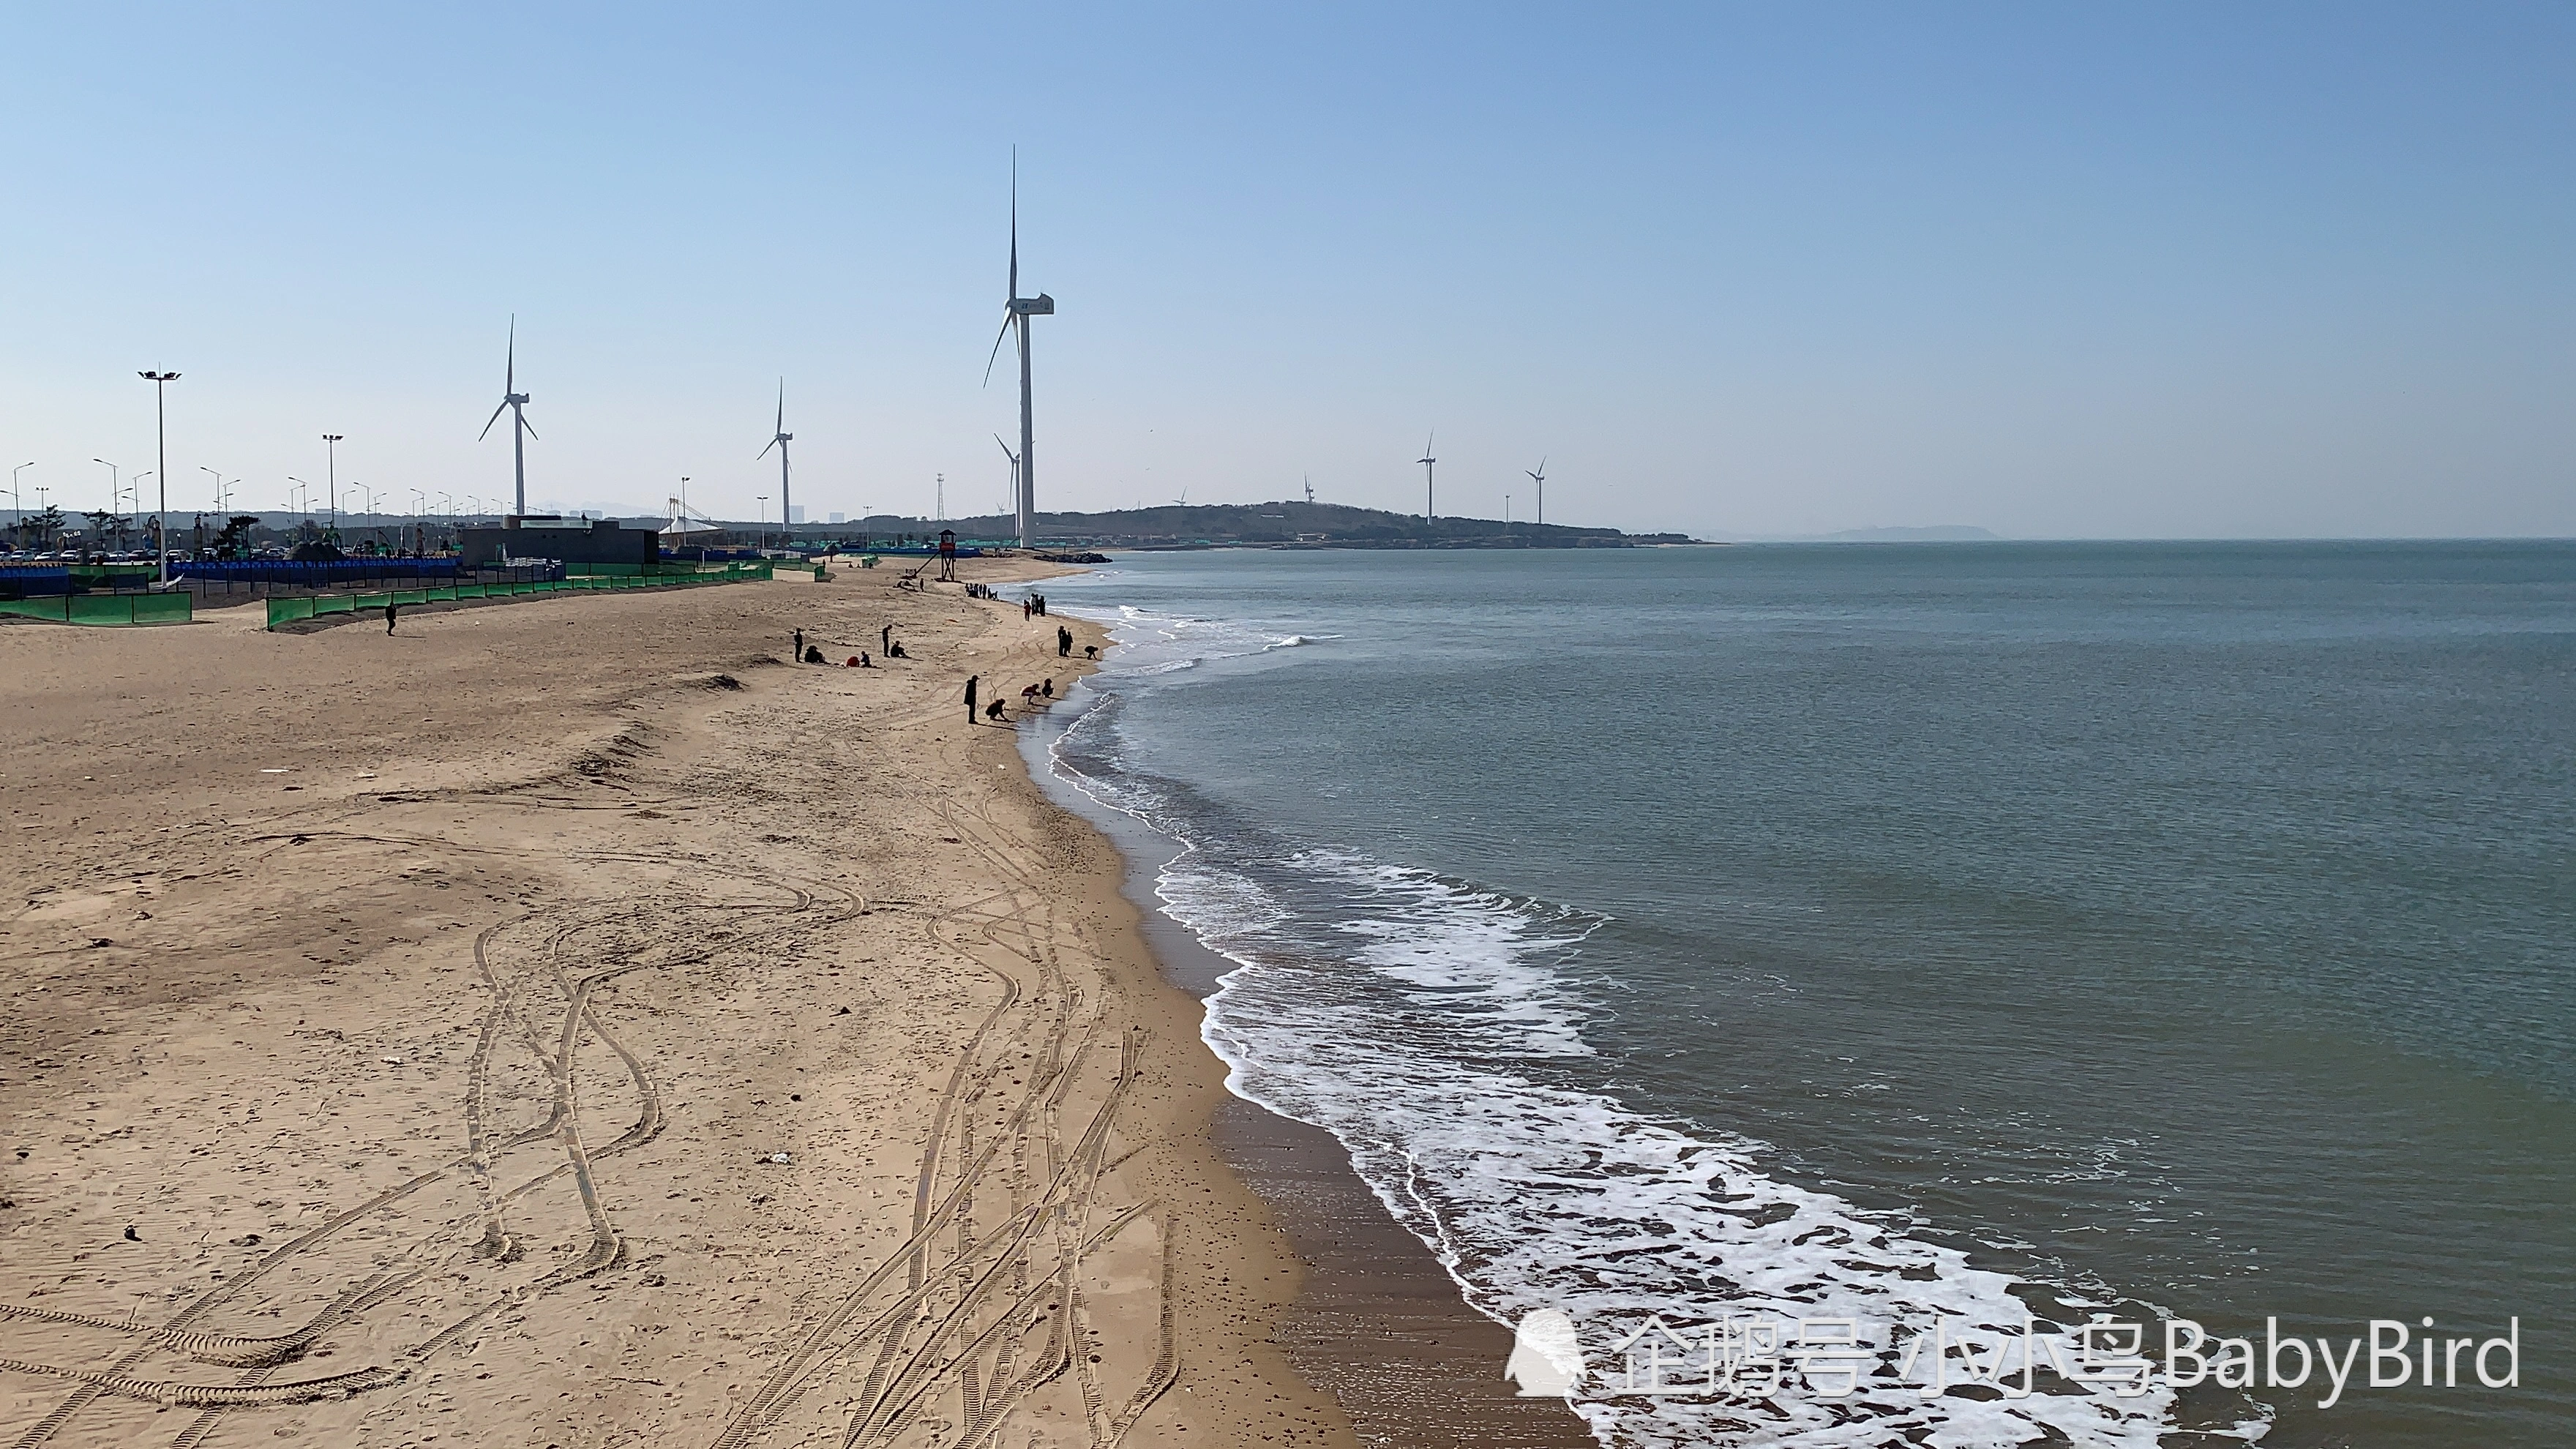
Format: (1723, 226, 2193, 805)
(0, 566, 72, 597)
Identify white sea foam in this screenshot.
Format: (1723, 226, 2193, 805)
(1041, 601, 2199, 1449)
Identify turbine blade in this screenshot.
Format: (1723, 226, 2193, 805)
(757, 439, 776, 460)
(505, 315, 516, 393)
(776, 378, 785, 433)
(1008, 145, 1019, 301)
(519, 413, 538, 442)
(479, 399, 509, 441)
(982, 314, 1014, 386)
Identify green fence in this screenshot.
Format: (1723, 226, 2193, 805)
(0, 591, 194, 626)
(264, 562, 770, 630)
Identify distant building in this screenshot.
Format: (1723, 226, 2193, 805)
(787, 505, 806, 525)
(829, 512, 846, 524)
(459, 515, 659, 567)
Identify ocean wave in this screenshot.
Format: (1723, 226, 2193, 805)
(1040, 604, 2203, 1449)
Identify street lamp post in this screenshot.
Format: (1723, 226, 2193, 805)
(288, 477, 312, 523)
(321, 435, 342, 530)
(10, 462, 29, 520)
(140, 370, 179, 583)
(755, 495, 768, 553)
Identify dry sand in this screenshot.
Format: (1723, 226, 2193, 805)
(0, 561, 1353, 1448)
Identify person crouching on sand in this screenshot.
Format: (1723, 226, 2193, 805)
(984, 698, 1006, 722)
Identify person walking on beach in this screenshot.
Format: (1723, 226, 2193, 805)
(881, 623, 891, 656)
(793, 628, 805, 663)
(964, 674, 979, 723)
(386, 601, 400, 635)
(1057, 624, 1071, 657)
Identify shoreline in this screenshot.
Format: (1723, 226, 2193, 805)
(1017, 627, 1598, 1449)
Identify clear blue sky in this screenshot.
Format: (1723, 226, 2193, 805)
(4, 3, 2570, 536)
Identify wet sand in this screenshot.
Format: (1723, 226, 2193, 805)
(1025, 735, 1596, 1449)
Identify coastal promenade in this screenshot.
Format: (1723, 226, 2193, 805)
(0, 564, 1349, 1448)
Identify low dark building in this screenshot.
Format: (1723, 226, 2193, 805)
(459, 516, 658, 568)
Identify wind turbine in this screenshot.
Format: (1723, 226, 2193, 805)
(1303, 473, 1315, 505)
(1417, 434, 1437, 518)
(1526, 457, 1546, 527)
(757, 381, 793, 539)
(994, 433, 1020, 525)
(478, 316, 536, 517)
(983, 149, 1054, 550)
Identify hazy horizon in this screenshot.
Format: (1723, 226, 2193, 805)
(6, 5, 2572, 542)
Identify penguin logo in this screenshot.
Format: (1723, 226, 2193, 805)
(1504, 1307, 1585, 1396)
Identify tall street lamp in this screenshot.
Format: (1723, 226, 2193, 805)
(755, 495, 768, 553)
(10, 462, 29, 520)
(321, 435, 343, 529)
(288, 477, 312, 521)
(141, 370, 179, 583)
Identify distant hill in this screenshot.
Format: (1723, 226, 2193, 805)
(1813, 525, 1999, 542)
(782, 501, 1700, 550)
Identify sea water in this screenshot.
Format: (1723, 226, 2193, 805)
(1020, 542, 2574, 1448)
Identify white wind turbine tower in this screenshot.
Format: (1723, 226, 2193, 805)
(984, 149, 1054, 550)
(1527, 457, 1547, 526)
(1417, 433, 1437, 517)
(757, 381, 793, 539)
(478, 316, 536, 516)
(993, 434, 1020, 523)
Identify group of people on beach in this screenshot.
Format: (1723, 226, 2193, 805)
(790, 624, 906, 669)
(962, 673, 1059, 724)
(776, 582, 1093, 725)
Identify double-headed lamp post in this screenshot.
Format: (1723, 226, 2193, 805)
(321, 435, 343, 529)
(140, 370, 179, 583)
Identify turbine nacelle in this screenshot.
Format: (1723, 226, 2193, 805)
(1010, 294, 1055, 316)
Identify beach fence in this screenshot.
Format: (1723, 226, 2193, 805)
(0, 591, 193, 626)
(261, 559, 771, 631)
(0, 564, 195, 626)
(176, 558, 471, 598)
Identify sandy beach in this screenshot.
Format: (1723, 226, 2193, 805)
(0, 561, 1352, 1448)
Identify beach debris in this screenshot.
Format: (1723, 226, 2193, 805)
(229, 1233, 263, 1247)
(123, 1226, 139, 1242)
(260, 768, 289, 774)
(640, 1272, 666, 1287)
(379, 1056, 405, 1066)
(758, 1152, 793, 1166)
(88, 938, 112, 949)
